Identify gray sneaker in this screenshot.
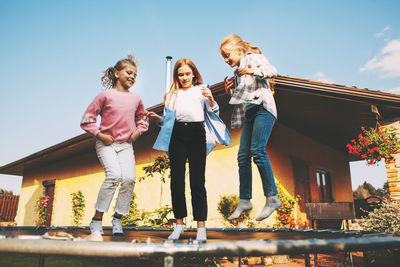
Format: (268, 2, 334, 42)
(112, 217, 123, 236)
(89, 220, 104, 235)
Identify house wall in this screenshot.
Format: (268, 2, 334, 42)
(16, 121, 353, 228)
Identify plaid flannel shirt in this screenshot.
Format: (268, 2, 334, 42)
(229, 53, 278, 128)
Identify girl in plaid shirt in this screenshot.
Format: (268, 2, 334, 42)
(220, 34, 281, 221)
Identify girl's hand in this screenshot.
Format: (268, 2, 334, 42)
(224, 76, 234, 95)
(201, 87, 216, 107)
(97, 132, 114, 146)
(145, 111, 163, 124)
(235, 67, 254, 76)
(128, 130, 141, 143)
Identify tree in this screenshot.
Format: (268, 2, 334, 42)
(0, 189, 13, 195)
(353, 181, 389, 199)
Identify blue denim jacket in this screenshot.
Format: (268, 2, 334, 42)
(153, 99, 231, 155)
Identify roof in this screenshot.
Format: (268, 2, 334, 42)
(1, 75, 399, 176)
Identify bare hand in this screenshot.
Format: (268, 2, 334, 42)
(235, 67, 254, 76)
(97, 133, 114, 146)
(145, 111, 163, 124)
(128, 131, 141, 143)
(201, 87, 216, 107)
(224, 76, 234, 95)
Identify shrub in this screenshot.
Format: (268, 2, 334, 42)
(121, 193, 141, 226)
(359, 200, 400, 233)
(121, 193, 176, 227)
(71, 190, 85, 226)
(217, 194, 251, 226)
(274, 181, 300, 228)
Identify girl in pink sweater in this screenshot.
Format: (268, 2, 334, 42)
(81, 55, 149, 236)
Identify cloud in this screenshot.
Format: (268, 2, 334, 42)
(311, 72, 333, 83)
(387, 87, 400, 94)
(374, 26, 390, 38)
(359, 39, 400, 78)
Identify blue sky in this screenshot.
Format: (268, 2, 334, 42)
(1, 0, 399, 194)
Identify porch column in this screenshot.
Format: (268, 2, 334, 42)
(382, 119, 400, 201)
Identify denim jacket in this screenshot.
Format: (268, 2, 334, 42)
(153, 99, 231, 155)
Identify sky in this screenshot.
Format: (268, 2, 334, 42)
(1, 0, 399, 194)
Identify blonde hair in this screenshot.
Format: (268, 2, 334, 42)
(165, 58, 203, 108)
(220, 34, 261, 57)
(220, 34, 275, 94)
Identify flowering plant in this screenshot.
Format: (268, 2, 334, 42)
(35, 195, 50, 226)
(274, 181, 300, 228)
(347, 127, 399, 165)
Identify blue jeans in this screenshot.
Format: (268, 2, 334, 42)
(238, 106, 278, 198)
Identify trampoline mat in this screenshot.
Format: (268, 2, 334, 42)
(1, 226, 368, 243)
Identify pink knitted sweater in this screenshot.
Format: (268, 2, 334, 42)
(81, 89, 148, 142)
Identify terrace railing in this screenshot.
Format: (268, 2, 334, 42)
(0, 194, 19, 222)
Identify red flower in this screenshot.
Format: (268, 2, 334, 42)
(378, 131, 383, 135)
(361, 154, 367, 159)
(351, 139, 356, 143)
(383, 138, 388, 142)
(373, 147, 379, 151)
(364, 141, 370, 146)
(358, 134, 363, 139)
(368, 160, 375, 165)
(378, 156, 382, 159)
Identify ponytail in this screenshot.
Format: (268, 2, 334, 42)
(101, 53, 138, 89)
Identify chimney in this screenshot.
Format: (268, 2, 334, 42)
(165, 56, 173, 94)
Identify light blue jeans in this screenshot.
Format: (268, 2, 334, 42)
(95, 140, 136, 215)
(238, 106, 278, 199)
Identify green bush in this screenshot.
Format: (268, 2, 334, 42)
(217, 194, 251, 226)
(121, 193, 141, 226)
(360, 200, 400, 233)
(121, 193, 175, 227)
(71, 190, 85, 226)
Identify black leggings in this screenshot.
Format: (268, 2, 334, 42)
(168, 122, 207, 221)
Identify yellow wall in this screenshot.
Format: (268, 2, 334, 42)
(16, 121, 353, 228)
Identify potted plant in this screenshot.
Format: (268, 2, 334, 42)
(346, 127, 399, 165)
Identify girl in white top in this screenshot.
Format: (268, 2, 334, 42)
(148, 58, 218, 241)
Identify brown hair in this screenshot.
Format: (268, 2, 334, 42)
(165, 58, 203, 107)
(220, 34, 261, 57)
(101, 54, 138, 89)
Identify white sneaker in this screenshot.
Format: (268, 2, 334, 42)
(112, 217, 123, 236)
(89, 220, 104, 235)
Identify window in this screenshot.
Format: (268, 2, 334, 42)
(316, 169, 333, 202)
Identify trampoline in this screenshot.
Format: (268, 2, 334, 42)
(1, 226, 400, 266)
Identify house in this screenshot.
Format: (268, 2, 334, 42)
(1, 75, 399, 228)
